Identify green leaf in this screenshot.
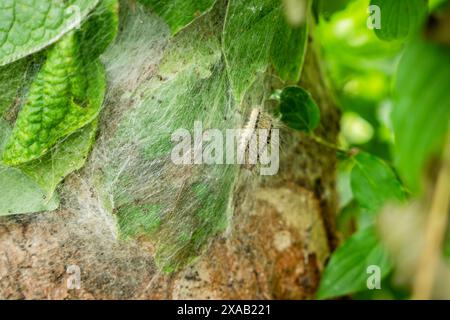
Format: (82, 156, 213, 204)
(0, 58, 29, 115)
(98, 4, 237, 270)
(223, 0, 309, 102)
(138, 0, 217, 34)
(351, 152, 405, 213)
(0, 119, 59, 215)
(223, 0, 279, 102)
(317, 227, 392, 299)
(117, 203, 162, 239)
(279, 86, 320, 132)
(0, 0, 100, 66)
(0, 107, 96, 215)
(78, 0, 119, 59)
(2, 32, 106, 166)
(370, 0, 428, 41)
(0, 1, 115, 206)
(0, 164, 60, 215)
(393, 40, 450, 194)
(270, 14, 308, 83)
(19, 121, 97, 199)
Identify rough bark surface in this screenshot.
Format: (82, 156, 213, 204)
(0, 13, 339, 299)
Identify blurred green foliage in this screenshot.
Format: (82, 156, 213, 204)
(316, 0, 450, 299)
(316, 0, 402, 160)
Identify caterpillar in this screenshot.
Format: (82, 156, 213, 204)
(239, 107, 280, 175)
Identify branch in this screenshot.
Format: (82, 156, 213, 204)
(412, 128, 450, 299)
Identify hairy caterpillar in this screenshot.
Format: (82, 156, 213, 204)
(239, 107, 280, 175)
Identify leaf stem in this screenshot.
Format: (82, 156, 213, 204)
(311, 134, 351, 156)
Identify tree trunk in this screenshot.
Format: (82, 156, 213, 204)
(0, 2, 339, 300)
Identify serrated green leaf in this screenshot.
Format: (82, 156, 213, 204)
(0, 119, 59, 215)
(0, 0, 100, 66)
(2, 32, 106, 166)
(19, 121, 97, 199)
(0, 105, 97, 215)
(279, 86, 320, 132)
(223, 0, 310, 102)
(138, 0, 217, 34)
(351, 152, 405, 213)
(317, 227, 392, 299)
(393, 40, 450, 194)
(370, 0, 428, 41)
